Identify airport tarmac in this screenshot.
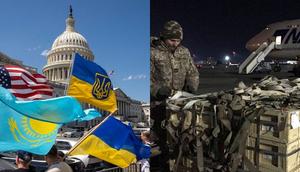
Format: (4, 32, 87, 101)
(197, 64, 296, 94)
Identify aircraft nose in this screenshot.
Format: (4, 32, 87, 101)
(246, 38, 261, 51)
(245, 28, 273, 51)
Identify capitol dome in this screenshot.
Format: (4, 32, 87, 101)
(43, 6, 94, 84)
(51, 32, 89, 50)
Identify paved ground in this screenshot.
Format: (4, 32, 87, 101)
(0, 158, 15, 170)
(197, 64, 296, 94)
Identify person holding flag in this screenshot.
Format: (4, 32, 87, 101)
(140, 131, 151, 172)
(45, 146, 73, 172)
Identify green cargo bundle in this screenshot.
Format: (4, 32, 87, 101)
(165, 76, 300, 172)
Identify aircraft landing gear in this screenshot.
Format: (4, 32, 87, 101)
(273, 65, 281, 72)
(272, 61, 281, 72)
(293, 64, 300, 76)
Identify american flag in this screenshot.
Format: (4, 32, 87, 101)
(0, 65, 53, 100)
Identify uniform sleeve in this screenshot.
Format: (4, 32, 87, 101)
(185, 50, 199, 93)
(150, 49, 159, 99)
(46, 168, 61, 172)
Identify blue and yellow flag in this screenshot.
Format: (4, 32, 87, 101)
(0, 87, 101, 155)
(67, 53, 117, 112)
(69, 116, 151, 168)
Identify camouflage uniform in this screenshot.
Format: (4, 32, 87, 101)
(151, 39, 199, 97)
(150, 20, 199, 172)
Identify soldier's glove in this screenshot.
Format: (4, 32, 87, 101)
(185, 85, 197, 94)
(156, 86, 171, 100)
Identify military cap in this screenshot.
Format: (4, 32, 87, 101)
(160, 20, 183, 40)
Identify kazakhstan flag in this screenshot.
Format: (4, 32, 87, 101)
(67, 53, 117, 112)
(0, 87, 101, 155)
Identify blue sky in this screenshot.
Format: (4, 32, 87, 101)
(0, 0, 149, 102)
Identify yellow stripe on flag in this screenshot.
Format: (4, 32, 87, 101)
(67, 76, 117, 112)
(69, 135, 136, 168)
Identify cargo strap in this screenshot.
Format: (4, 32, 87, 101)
(196, 136, 204, 172)
(230, 108, 264, 172)
(173, 144, 183, 172)
(243, 156, 259, 172)
(165, 123, 178, 143)
(247, 146, 300, 157)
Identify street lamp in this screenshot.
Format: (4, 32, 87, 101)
(225, 55, 230, 68)
(225, 55, 230, 61)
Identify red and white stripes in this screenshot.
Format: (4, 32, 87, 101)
(5, 65, 53, 100)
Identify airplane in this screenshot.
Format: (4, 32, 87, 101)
(239, 19, 300, 74)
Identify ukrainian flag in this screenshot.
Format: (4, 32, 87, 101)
(67, 53, 117, 112)
(69, 116, 151, 168)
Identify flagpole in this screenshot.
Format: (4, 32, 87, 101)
(65, 110, 116, 158)
(64, 52, 76, 96)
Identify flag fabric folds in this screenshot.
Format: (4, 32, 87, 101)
(67, 53, 117, 112)
(0, 87, 101, 155)
(0, 65, 53, 100)
(69, 116, 151, 168)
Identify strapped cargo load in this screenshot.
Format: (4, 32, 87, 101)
(166, 76, 300, 172)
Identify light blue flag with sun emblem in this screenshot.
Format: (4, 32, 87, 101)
(0, 87, 101, 155)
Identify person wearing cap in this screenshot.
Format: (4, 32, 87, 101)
(57, 151, 65, 162)
(150, 20, 199, 171)
(0, 151, 33, 172)
(151, 20, 199, 98)
(45, 145, 73, 172)
(139, 131, 151, 172)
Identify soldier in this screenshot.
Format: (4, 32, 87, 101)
(150, 20, 199, 172)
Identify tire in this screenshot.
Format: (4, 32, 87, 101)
(273, 66, 281, 72)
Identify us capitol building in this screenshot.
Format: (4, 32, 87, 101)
(43, 7, 94, 84)
(0, 6, 149, 129)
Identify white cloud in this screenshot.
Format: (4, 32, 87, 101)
(40, 49, 49, 56)
(26, 45, 41, 52)
(123, 75, 133, 81)
(123, 74, 146, 81)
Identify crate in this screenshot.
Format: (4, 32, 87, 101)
(257, 166, 299, 172)
(245, 137, 300, 172)
(249, 109, 300, 144)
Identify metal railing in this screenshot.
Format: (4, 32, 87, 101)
(97, 163, 141, 172)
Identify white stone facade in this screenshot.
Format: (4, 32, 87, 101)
(129, 99, 144, 123)
(142, 103, 150, 126)
(114, 88, 131, 121)
(43, 7, 94, 84)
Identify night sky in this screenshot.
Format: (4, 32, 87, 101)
(151, 0, 300, 63)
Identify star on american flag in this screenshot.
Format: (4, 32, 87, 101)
(0, 66, 11, 88)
